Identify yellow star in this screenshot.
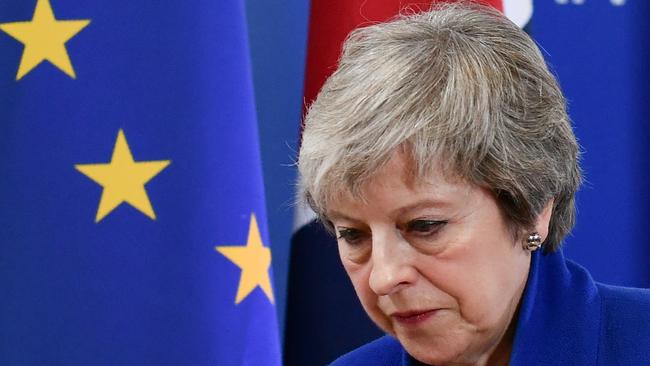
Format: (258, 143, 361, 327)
(75, 129, 170, 223)
(0, 0, 90, 80)
(216, 214, 275, 305)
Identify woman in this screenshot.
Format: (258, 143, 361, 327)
(297, 3, 650, 365)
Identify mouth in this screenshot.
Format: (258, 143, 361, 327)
(390, 309, 440, 326)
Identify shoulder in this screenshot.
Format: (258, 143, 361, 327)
(598, 282, 650, 305)
(597, 283, 650, 364)
(598, 283, 650, 325)
(329, 336, 405, 366)
(598, 282, 650, 320)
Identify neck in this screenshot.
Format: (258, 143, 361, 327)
(474, 304, 519, 366)
(483, 319, 515, 366)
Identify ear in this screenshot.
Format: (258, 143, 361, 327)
(534, 199, 554, 242)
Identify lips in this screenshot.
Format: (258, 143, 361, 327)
(391, 309, 439, 325)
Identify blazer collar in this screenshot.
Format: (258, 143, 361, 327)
(510, 249, 602, 365)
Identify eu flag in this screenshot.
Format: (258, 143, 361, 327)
(0, 0, 281, 365)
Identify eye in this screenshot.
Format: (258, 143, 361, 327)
(337, 227, 366, 245)
(406, 219, 447, 236)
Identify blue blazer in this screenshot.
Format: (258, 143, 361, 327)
(330, 249, 650, 365)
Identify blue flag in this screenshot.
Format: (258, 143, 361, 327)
(531, 1, 650, 287)
(0, 0, 281, 364)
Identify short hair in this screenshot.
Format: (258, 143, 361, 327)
(298, 2, 581, 250)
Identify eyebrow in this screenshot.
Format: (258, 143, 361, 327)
(327, 199, 451, 223)
(326, 210, 361, 224)
(393, 199, 451, 217)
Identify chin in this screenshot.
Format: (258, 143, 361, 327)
(394, 325, 478, 366)
(368, 308, 485, 365)
(401, 338, 465, 365)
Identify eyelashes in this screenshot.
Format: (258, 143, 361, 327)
(336, 219, 448, 246)
(337, 228, 366, 245)
(406, 219, 448, 236)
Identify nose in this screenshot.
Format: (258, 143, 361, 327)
(368, 229, 417, 296)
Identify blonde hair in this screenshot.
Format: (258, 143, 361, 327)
(298, 2, 581, 250)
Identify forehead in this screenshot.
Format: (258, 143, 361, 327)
(325, 152, 474, 217)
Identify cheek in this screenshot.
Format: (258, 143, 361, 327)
(341, 260, 394, 333)
(427, 242, 524, 327)
(341, 260, 374, 309)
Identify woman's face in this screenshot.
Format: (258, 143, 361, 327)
(326, 153, 534, 365)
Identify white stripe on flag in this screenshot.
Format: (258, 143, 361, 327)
(504, 0, 533, 28)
